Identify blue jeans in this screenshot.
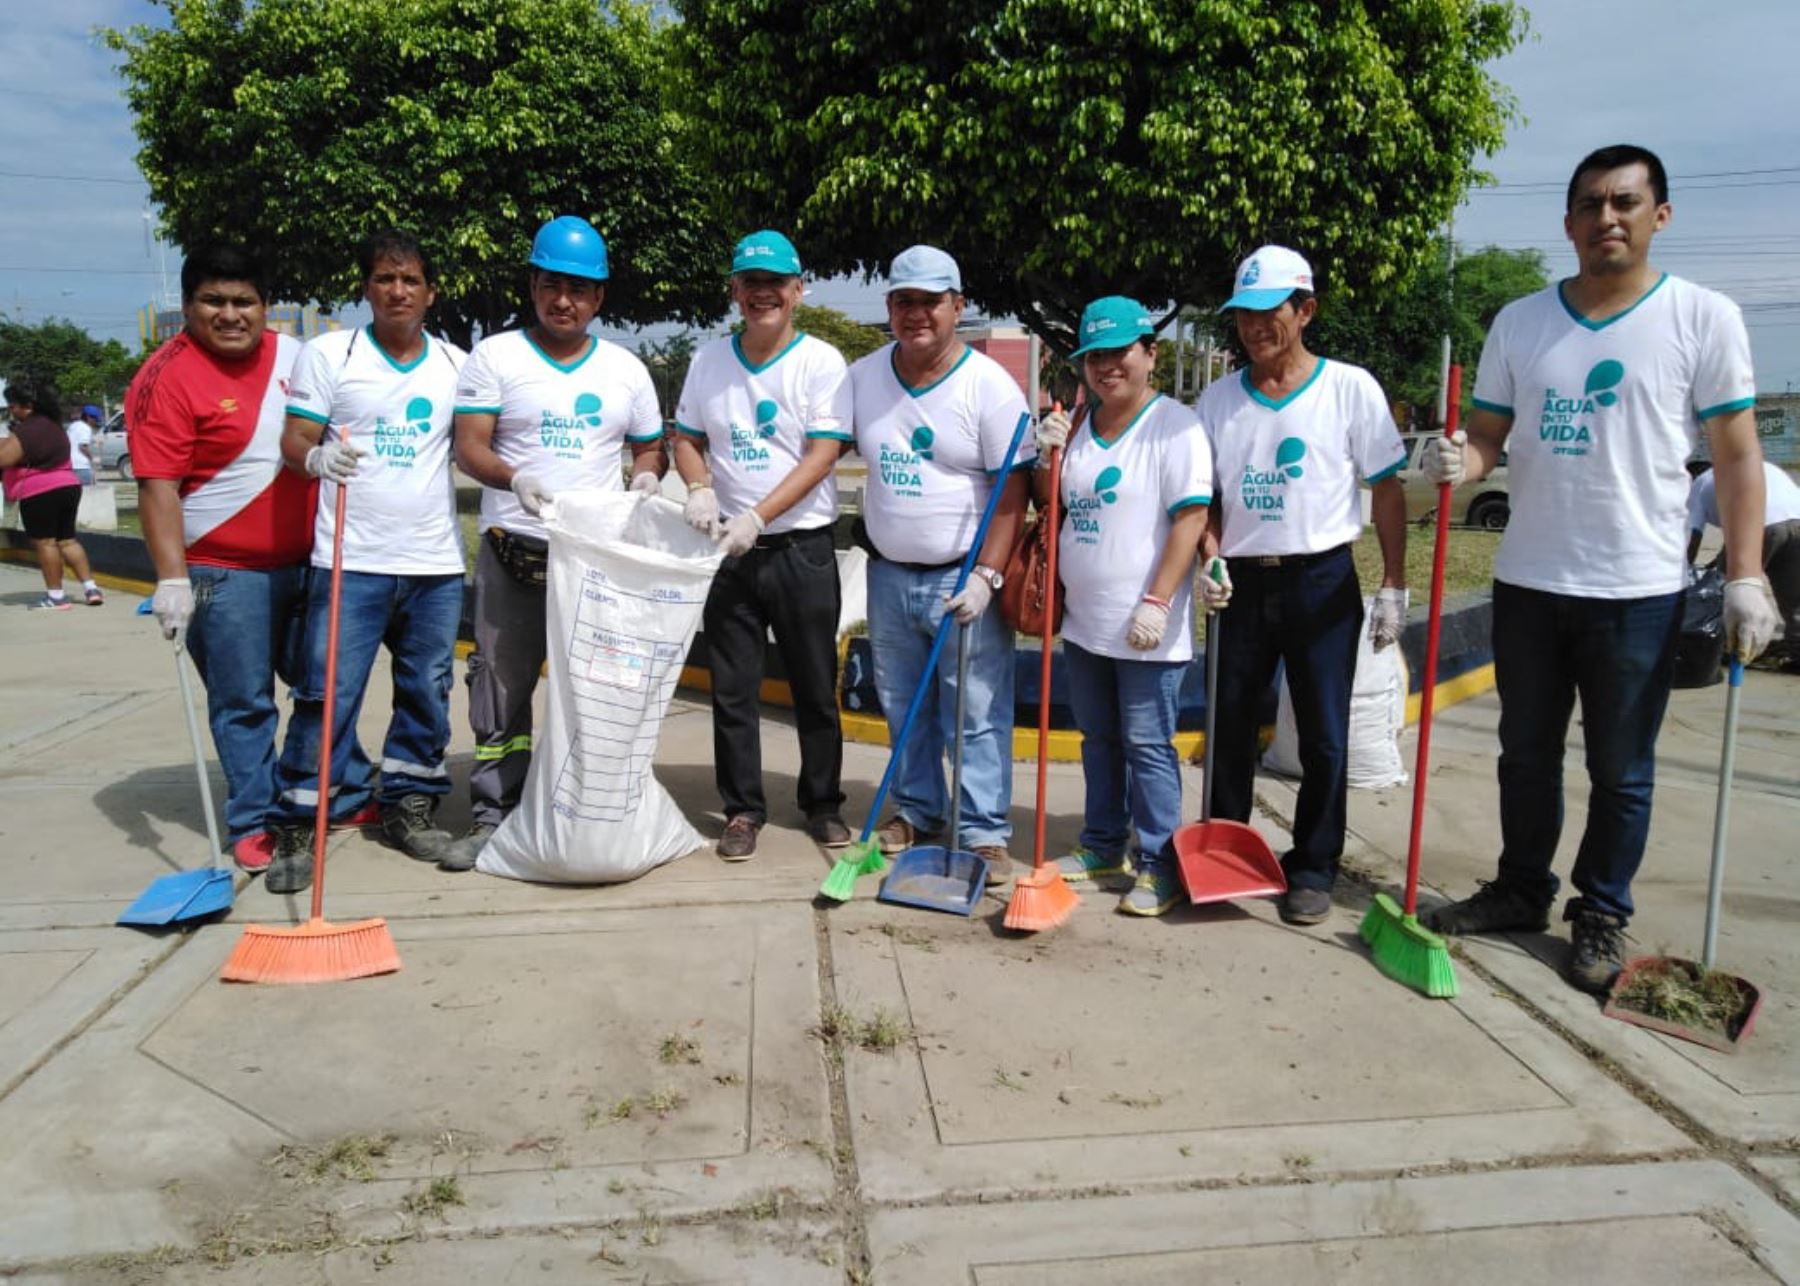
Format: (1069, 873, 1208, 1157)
(1209, 547, 1362, 892)
(1492, 580, 1683, 922)
(271, 571, 464, 825)
(866, 557, 1014, 847)
(1064, 642, 1186, 874)
(184, 562, 309, 842)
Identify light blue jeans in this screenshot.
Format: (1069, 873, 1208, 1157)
(1063, 641, 1187, 874)
(866, 557, 1014, 847)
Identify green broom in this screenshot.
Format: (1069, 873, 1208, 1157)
(1358, 357, 1459, 999)
(821, 411, 1032, 902)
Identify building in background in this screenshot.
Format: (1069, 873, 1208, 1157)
(137, 301, 340, 350)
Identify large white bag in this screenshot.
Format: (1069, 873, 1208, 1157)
(478, 490, 724, 884)
(1260, 597, 1409, 790)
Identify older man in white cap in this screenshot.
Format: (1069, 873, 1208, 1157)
(672, 230, 853, 860)
(850, 245, 1031, 889)
(1196, 244, 1409, 927)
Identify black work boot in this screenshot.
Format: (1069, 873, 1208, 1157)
(1424, 879, 1552, 936)
(1564, 904, 1628, 995)
(380, 794, 452, 861)
(437, 822, 495, 873)
(264, 824, 315, 895)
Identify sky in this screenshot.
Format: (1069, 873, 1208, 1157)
(3, 1, 1798, 389)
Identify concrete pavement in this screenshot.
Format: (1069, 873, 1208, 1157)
(0, 560, 1796, 1283)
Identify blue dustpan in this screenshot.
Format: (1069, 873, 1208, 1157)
(119, 642, 237, 927)
(877, 620, 991, 918)
(118, 867, 235, 926)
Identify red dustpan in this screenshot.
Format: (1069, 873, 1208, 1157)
(1175, 587, 1286, 904)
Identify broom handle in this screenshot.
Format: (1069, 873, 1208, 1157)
(1404, 363, 1461, 917)
(311, 471, 348, 922)
(856, 411, 1033, 843)
(174, 640, 225, 865)
(1032, 413, 1067, 872)
(1703, 655, 1743, 969)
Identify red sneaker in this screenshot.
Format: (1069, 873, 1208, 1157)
(330, 802, 381, 830)
(231, 831, 275, 873)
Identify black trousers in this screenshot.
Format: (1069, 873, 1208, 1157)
(703, 526, 845, 823)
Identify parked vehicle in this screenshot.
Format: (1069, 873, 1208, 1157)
(1398, 432, 1510, 529)
(95, 411, 132, 479)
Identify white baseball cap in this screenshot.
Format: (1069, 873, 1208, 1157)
(1219, 245, 1315, 312)
(887, 245, 962, 294)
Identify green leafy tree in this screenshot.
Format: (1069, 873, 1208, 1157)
(794, 304, 886, 364)
(0, 318, 144, 409)
(106, 0, 731, 348)
(638, 330, 698, 421)
(675, 0, 1525, 354)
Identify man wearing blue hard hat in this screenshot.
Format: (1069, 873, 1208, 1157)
(849, 244, 1032, 891)
(445, 214, 666, 870)
(671, 230, 854, 859)
(1195, 244, 1409, 928)
(65, 404, 99, 486)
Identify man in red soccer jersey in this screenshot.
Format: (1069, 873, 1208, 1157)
(126, 245, 323, 890)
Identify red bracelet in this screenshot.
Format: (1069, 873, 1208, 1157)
(1140, 593, 1171, 609)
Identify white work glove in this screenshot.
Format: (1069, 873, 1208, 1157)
(1723, 577, 1783, 662)
(1420, 430, 1470, 487)
(1369, 587, 1409, 651)
(629, 469, 662, 496)
(1197, 557, 1233, 612)
(944, 575, 994, 625)
(1036, 407, 1073, 454)
(1127, 597, 1169, 650)
(683, 484, 721, 535)
(510, 468, 555, 516)
(153, 577, 193, 642)
(716, 508, 765, 557)
(304, 440, 365, 483)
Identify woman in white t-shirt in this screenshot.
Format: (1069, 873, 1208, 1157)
(1035, 297, 1214, 917)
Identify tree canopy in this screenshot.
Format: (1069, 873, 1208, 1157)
(676, 0, 1526, 354)
(106, 0, 731, 348)
(0, 319, 144, 411)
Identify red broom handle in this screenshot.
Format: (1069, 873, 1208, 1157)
(311, 476, 348, 922)
(1404, 364, 1461, 916)
(1033, 439, 1063, 873)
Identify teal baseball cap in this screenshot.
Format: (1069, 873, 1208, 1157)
(1070, 296, 1156, 357)
(732, 230, 802, 277)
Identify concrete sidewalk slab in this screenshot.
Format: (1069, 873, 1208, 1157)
(825, 892, 1686, 1204)
(0, 903, 832, 1266)
(864, 1160, 1800, 1284)
(1753, 1155, 1800, 1206)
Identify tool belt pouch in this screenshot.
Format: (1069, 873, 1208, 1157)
(485, 526, 550, 590)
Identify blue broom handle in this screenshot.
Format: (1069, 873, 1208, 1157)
(856, 411, 1033, 843)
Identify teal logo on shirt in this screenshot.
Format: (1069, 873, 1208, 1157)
(878, 428, 929, 497)
(910, 426, 935, 460)
(1535, 360, 1624, 458)
(1239, 438, 1306, 522)
(1094, 465, 1122, 504)
(755, 399, 780, 439)
(1068, 465, 1123, 545)
(539, 392, 602, 458)
(371, 395, 434, 468)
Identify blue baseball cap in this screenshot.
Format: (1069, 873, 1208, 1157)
(886, 245, 962, 294)
(1070, 296, 1157, 357)
(732, 230, 802, 277)
(1219, 245, 1315, 311)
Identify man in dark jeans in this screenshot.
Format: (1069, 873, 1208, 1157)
(671, 231, 853, 859)
(1423, 144, 1781, 993)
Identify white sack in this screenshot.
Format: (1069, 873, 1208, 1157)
(1260, 596, 1409, 789)
(479, 490, 723, 884)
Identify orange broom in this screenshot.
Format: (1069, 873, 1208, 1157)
(222, 455, 401, 984)
(1005, 419, 1078, 933)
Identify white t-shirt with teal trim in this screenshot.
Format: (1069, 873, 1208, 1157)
(850, 344, 1032, 566)
(674, 332, 850, 535)
(1197, 358, 1405, 558)
(1474, 275, 1756, 598)
(1688, 462, 1800, 533)
(286, 326, 467, 575)
(1058, 395, 1214, 663)
(455, 329, 662, 541)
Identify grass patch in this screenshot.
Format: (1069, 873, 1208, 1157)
(659, 1032, 703, 1065)
(1351, 524, 1500, 598)
(402, 1175, 464, 1220)
(270, 1132, 396, 1184)
(813, 1003, 911, 1055)
(1612, 959, 1749, 1035)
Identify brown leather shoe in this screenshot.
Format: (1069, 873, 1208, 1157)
(974, 844, 1013, 892)
(876, 814, 939, 855)
(717, 815, 761, 862)
(805, 814, 853, 848)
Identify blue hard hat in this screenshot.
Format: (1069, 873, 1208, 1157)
(529, 216, 609, 282)
(82, 404, 102, 419)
